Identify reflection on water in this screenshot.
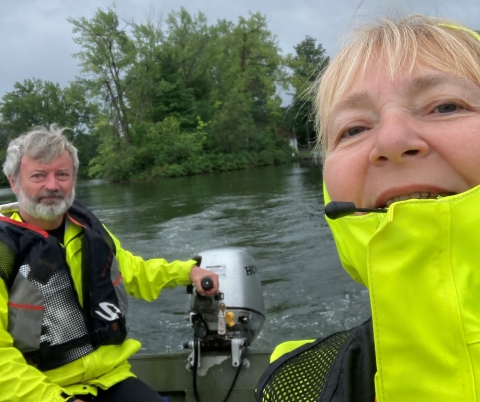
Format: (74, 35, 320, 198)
(0, 163, 370, 352)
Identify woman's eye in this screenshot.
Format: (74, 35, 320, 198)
(345, 126, 366, 137)
(434, 103, 458, 114)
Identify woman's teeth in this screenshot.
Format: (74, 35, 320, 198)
(384, 192, 452, 207)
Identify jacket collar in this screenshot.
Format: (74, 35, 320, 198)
(324, 183, 480, 288)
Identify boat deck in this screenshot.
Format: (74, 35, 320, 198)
(130, 350, 271, 402)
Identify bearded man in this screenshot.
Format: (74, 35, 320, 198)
(0, 125, 219, 402)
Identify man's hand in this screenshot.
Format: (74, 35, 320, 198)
(189, 266, 220, 296)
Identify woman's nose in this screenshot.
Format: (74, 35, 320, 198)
(368, 113, 430, 165)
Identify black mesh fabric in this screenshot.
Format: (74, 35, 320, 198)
(257, 330, 352, 402)
(0, 241, 16, 288)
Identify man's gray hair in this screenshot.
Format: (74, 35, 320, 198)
(3, 125, 79, 181)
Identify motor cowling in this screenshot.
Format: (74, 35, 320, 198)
(186, 247, 265, 368)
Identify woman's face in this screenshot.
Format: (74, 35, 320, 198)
(323, 61, 480, 209)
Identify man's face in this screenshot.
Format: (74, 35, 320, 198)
(323, 61, 480, 209)
(10, 150, 75, 221)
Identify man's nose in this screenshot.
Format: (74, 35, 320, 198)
(368, 112, 430, 165)
(44, 173, 60, 190)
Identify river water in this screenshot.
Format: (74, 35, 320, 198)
(0, 162, 370, 353)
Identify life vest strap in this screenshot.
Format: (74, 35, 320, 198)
(24, 334, 92, 371)
(92, 317, 127, 346)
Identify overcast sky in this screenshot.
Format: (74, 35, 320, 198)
(1, 0, 480, 101)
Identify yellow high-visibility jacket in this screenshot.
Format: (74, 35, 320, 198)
(0, 211, 196, 402)
(325, 184, 480, 401)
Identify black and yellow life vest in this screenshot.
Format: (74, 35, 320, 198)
(256, 318, 375, 402)
(1, 200, 128, 371)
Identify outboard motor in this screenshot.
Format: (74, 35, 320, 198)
(185, 247, 265, 371)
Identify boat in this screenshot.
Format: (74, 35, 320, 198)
(0, 202, 271, 402)
(130, 349, 270, 402)
(129, 247, 270, 402)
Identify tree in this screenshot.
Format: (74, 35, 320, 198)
(233, 13, 286, 129)
(69, 8, 135, 145)
(151, 8, 214, 128)
(164, 8, 211, 83)
(285, 36, 329, 147)
(210, 88, 256, 153)
(125, 16, 164, 127)
(0, 79, 99, 178)
(207, 13, 287, 152)
(1, 79, 69, 135)
(69, 7, 292, 180)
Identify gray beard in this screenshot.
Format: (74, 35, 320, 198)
(16, 187, 75, 221)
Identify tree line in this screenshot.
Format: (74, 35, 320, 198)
(0, 7, 329, 184)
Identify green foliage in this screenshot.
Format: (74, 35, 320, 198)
(0, 147, 7, 186)
(0, 78, 99, 179)
(88, 118, 125, 181)
(69, 8, 135, 145)
(0, 79, 64, 133)
(208, 13, 286, 131)
(164, 8, 211, 84)
(73, 132, 100, 179)
(285, 36, 329, 146)
(0, 79, 98, 136)
(0, 7, 323, 183)
(146, 116, 202, 166)
(209, 88, 257, 153)
(150, 79, 197, 128)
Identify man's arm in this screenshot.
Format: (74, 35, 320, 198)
(107, 228, 219, 300)
(0, 280, 73, 402)
(115, 247, 219, 300)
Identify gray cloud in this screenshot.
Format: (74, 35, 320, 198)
(1, 0, 479, 99)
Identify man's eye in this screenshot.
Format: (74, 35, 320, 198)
(435, 103, 458, 113)
(345, 126, 366, 136)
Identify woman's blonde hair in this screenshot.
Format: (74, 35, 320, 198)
(313, 14, 480, 151)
